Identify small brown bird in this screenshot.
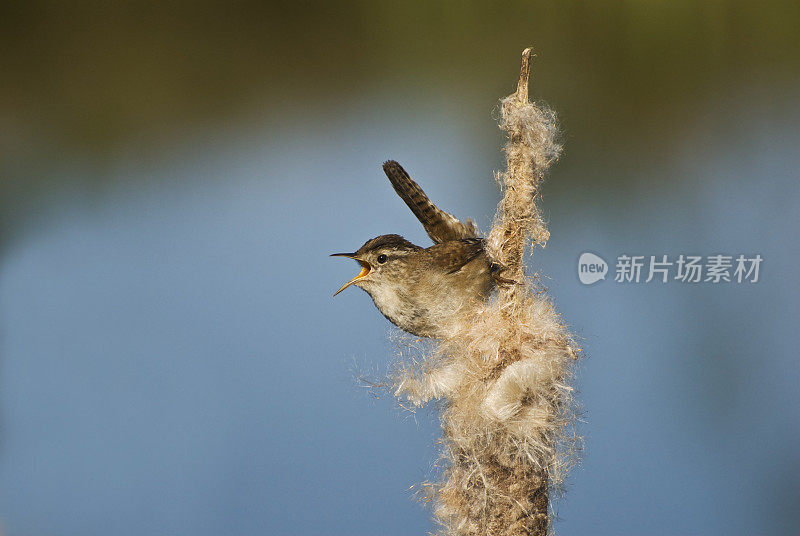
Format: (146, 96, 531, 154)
(332, 161, 497, 338)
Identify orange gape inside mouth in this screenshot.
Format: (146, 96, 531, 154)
(333, 260, 371, 296)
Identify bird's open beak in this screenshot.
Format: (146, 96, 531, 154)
(330, 253, 372, 296)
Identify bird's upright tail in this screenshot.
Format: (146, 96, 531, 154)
(382, 160, 478, 244)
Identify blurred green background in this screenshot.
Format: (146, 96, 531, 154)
(1, 2, 798, 535)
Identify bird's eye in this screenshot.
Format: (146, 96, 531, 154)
(377, 254, 388, 264)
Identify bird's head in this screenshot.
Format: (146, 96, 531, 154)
(331, 234, 421, 296)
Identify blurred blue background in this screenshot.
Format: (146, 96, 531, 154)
(1, 2, 799, 535)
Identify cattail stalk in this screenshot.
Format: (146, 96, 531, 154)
(393, 48, 578, 536)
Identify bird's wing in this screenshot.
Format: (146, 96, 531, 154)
(382, 160, 479, 244)
(429, 238, 487, 275)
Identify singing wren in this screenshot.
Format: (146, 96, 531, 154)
(332, 161, 499, 338)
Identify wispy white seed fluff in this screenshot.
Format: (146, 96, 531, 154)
(389, 73, 579, 536)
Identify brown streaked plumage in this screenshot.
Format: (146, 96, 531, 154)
(332, 161, 497, 338)
(382, 160, 479, 244)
